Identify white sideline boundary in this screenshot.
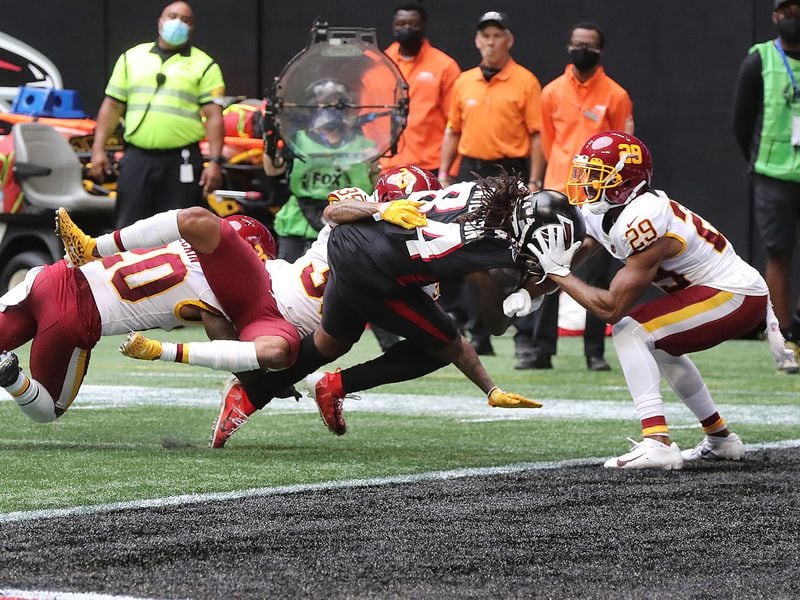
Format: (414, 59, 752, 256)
(2, 439, 799, 525)
(0, 591, 156, 600)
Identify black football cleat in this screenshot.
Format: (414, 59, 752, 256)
(0, 351, 21, 387)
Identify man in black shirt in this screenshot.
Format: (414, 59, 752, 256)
(734, 0, 800, 372)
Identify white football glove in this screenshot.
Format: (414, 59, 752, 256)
(327, 187, 369, 204)
(502, 288, 544, 318)
(527, 224, 581, 278)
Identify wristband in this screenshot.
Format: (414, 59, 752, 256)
(209, 156, 225, 165)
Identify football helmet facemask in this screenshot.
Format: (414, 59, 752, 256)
(566, 130, 653, 215)
(224, 215, 277, 263)
(373, 165, 441, 203)
(510, 189, 585, 280)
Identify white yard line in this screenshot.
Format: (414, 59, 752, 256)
(1, 439, 799, 525)
(2, 384, 799, 425)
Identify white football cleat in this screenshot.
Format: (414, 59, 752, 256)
(681, 432, 745, 461)
(604, 437, 684, 470)
(776, 347, 799, 374)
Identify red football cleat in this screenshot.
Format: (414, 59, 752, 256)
(210, 378, 257, 449)
(305, 370, 346, 435)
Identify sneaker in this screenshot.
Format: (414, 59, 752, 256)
(681, 432, 745, 461)
(305, 371, 346, 435)
(210, 378, 257, 449)
(603, 437, 684, 470)
(587, 356, 611, 372)
(55, 207, 98, 266)
(514, 341, 535, 360)
(119, 331, 162, 360)
(776, 347, 799, 374)
(514, 353, 552, 370)
(0, 351, 20, 387)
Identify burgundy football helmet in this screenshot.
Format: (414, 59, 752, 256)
(224, 215, 277, 262)
(566, 131, 653, 215)
(374, 165, 441, 202)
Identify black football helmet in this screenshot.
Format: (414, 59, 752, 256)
(510, 189, 586, 279)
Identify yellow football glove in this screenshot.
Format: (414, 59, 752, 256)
(487, 387, 543, 409)
(378, 199, 428, 229)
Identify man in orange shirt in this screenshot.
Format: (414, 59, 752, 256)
(516, 21, 634, 371)
(438, 11, 544, 356)
(439, 11, 543, 190)
(381, 2, 461, 174)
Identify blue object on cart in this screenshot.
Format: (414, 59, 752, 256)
(11, 86, 87, 119)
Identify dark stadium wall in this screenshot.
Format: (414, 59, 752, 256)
(0, 1, 787, 274)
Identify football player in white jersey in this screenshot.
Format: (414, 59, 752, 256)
(1, 189, 426, 427)
(58, 206, 304, 373)
(0, 215, 277, 423)
(513, 131, 785, 470)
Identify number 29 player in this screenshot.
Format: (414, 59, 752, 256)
(517, 130, 787, 469)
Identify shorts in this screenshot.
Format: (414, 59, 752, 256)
(626, 285, 767, 356)
(0, 261, 102, 412)
(197, 220, 301, 363)
(323, 238, 458, 350)
(752, 173, 800, 252)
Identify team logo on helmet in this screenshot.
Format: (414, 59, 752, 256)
(374, 165, 441, 203)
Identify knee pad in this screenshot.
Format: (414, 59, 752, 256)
(612, 316, 653, 348)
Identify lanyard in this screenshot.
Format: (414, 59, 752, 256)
(774, 39, 800, 99)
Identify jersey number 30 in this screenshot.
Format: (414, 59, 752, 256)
(102, 249, 188, 302)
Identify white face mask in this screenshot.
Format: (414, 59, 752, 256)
(160, 18, 190, 46)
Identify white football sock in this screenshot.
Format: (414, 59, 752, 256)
(5, 371, 57, 423)
(159, 340, 261, 372)
(611, 316, 665, 421)
(96, 210, 181, 255)
(655, 350, 718, 421)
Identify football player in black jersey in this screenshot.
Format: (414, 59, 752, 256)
(266, 173, 553, 435)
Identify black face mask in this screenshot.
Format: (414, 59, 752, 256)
(480, 65, 501, 81)
(394, 27, 424, 53)
(569, 48, 601, 73)
(777, 16, 800, 44)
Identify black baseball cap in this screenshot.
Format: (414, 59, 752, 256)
(476, 11, 510, 31)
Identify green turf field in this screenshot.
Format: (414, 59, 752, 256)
(1, 329, 798, 513)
